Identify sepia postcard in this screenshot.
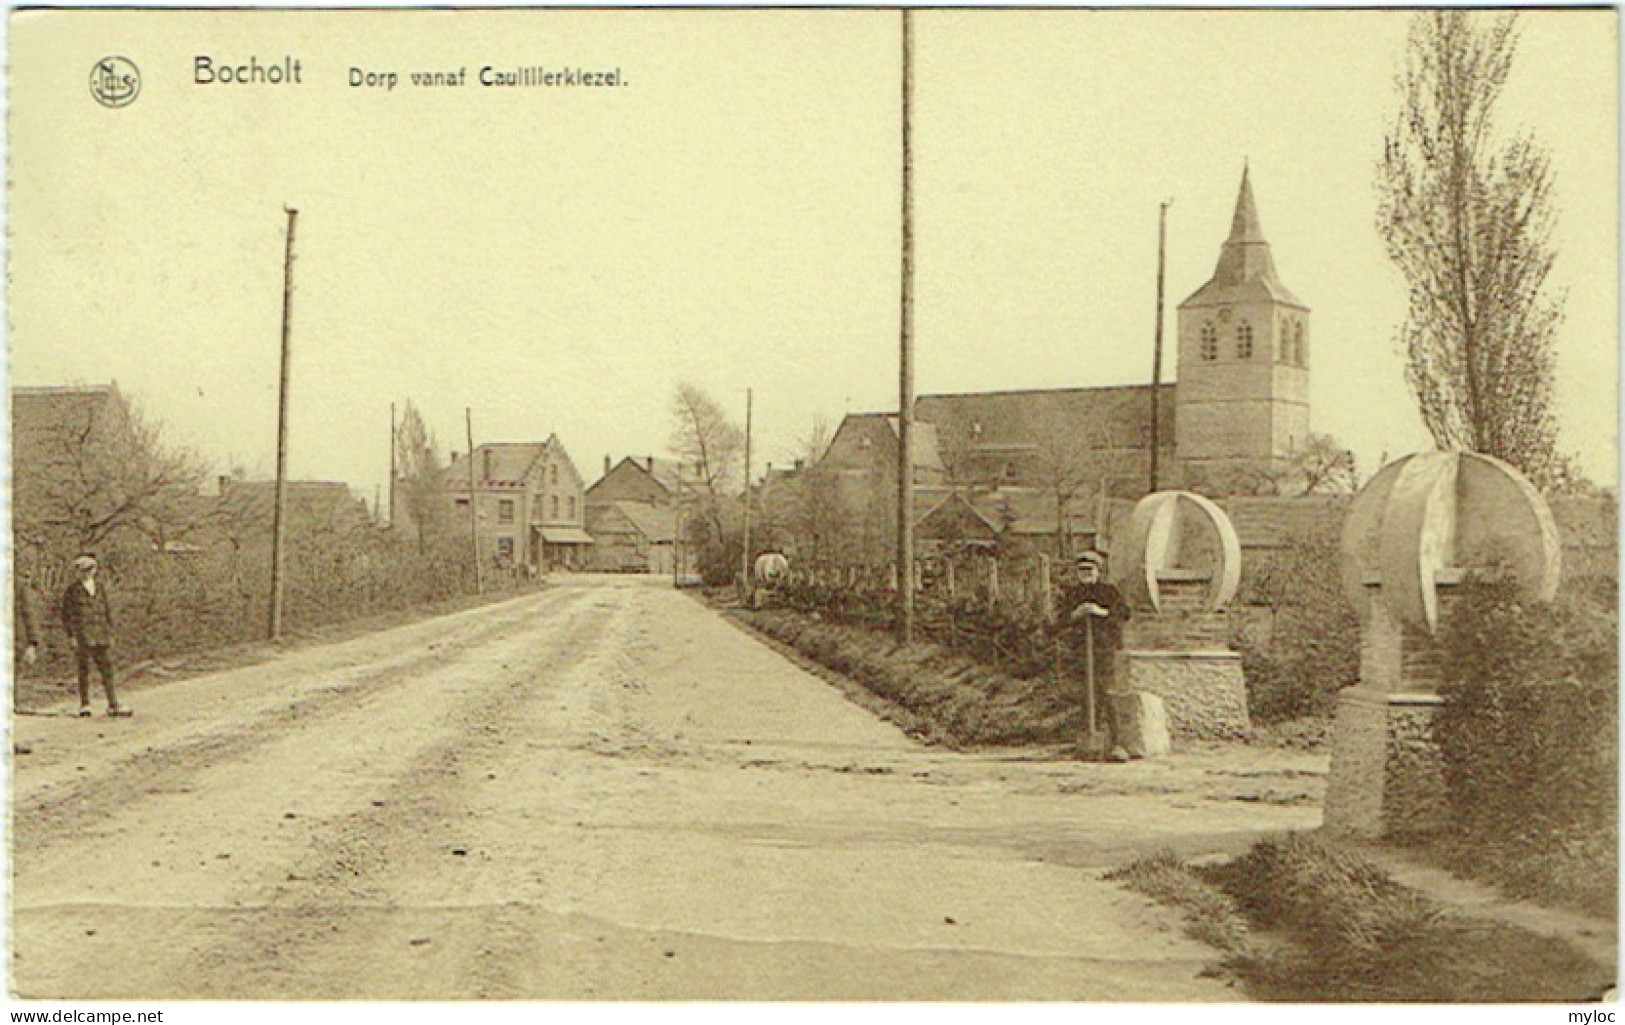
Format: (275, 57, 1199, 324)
(5, 5, 1617, 1017)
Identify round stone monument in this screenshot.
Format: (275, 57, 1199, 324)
(1325, 450, 1562, 837)
(1109, 490, 1248, 743)
(1114, 489, 1242, 613)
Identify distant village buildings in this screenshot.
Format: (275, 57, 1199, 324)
(13, 171, 1613, 590)
(582, 456, 681, 574)
(430, 437, 593, 572)
(807, 168, 1323, 563)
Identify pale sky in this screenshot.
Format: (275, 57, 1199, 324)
(7, 8, 1618, 507)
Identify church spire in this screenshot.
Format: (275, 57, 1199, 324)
(1178, 164, 1304, 309)
(1212, 163, 1278, 286)
(1227, 161, 1266, 246)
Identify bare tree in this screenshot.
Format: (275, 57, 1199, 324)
(13, 388, 210, 562)
(669, 382, 745, 582)
(1250, 432, 1360, 497)
(393, 399, 451, 552)
(1024, 404, 1119, 559)
(1376, 10, 1566, 487)
(669, 382, 743, 499)
(1294, 433, 1360, 495)
(780, 415, 852, 566)
(927, 405, 986, 491)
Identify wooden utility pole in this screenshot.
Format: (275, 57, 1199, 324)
(740, 387, 754, 599)
(673, 462, 686, 585)
(1149, 198, 1172, 493)
(896, 8, 916, 646)
(268, 205, 298, 641)
(466, 407, 484, 595)
(388, 402, 398, 527)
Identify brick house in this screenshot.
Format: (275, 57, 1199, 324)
(442, 436, 592, 572)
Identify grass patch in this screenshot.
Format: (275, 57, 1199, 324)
(1403, 830, 1618, 918)
(1105, 851, 1251, 954)
(1112, 834, 1611, 1002)
(731, 607, 1079, 747)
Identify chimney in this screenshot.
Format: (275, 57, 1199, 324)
(482, 448, 493, 482)
(646, 455, 654, 473)
(794, 458, 805, 471)
(218, 474, 233, 494)
(604, 454, 611, 477)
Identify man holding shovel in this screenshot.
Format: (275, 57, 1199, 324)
(1060, 550, 1128, 756)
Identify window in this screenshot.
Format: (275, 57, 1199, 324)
(455, 497, 470, 509)
(496, 537, 515, 563)
(498, 499, 515, 525)
(551, 495, 560, 519)
(567, 496, 576, 520)
(1199, 323, 1218, 361)
(550, 465, 559, 485)
(1236, 322, 1254, 360)
(1295, 322, 1308, 366)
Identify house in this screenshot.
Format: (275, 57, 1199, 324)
(215, 476, 375, 546)
(586, 455, 685, 507)
(583, 500, 677, 574)
(583, 455, 702, 574)
(442, 435, 592, 571)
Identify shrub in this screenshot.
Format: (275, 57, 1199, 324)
(1430, 577, 1617, 907)
(28, 529, 529, 679)
(1233, 526, 1361, 724)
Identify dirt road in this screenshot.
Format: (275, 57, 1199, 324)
(10, 575, 1324, 1000)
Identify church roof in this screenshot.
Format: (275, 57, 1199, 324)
(1180, 166, 1306, 311)
(916, 383, 1174, 454)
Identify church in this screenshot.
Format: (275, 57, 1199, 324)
(805, 167, 1324, 560)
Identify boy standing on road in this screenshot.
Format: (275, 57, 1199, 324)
(60, 554, 129, 718)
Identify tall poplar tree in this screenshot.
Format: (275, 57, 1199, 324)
(1376, 10, 1568, 488)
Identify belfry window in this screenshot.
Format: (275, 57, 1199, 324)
(1200, 323, 1218, 361)
(1236, 322, 1254, 360)
(1295, 322, 1307, 366)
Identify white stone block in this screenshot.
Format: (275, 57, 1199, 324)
(1110, 691, 1172, 759)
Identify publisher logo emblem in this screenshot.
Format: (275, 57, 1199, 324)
(90, 57, 141, 108)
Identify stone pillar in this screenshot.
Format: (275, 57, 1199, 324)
(1115, 571, 1250, 741)
(1323, 579, 1454, 838)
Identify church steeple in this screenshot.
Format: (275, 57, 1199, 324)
(1184, 165, 1302, 308)
(1229, 161, 1265, 242)
(1173, 165, 1312, 489)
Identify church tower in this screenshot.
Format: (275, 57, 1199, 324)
(1175, 167, 1311, 487)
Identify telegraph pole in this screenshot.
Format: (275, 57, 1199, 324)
(388, 401, 398, 528)
(1149, 198, 1172, 493)
(268, 205, 297, 641)
(896, 8, 916, 646)
(673, 462, 685, 586)
(740, 387, 753, 599)
(466, 407, 484, 595)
